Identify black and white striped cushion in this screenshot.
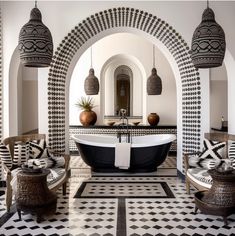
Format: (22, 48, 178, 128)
(13, 142, 29, 166)
(0, 143, 12, 169)
(228, 141, 235, 169)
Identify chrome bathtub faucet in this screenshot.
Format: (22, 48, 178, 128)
(117, 109, 132, 143)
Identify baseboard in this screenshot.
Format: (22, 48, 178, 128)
(177, 169, 185, 181)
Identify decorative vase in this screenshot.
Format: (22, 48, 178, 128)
(79, 110, 97, 126)
(147, 113, 160, 126)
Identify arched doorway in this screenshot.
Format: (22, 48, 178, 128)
(47, 7, 202, 172)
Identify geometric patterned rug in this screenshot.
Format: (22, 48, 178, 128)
(74, 180, 175, 198)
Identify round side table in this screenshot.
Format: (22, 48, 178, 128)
(194, 169, 235, 225)
(16, 169, 57, 223)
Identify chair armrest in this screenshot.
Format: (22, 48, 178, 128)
(2, 163, 11, 176)
(183, 151, 201, 172)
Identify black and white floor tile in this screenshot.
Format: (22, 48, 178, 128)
(0, 161, 235, 235)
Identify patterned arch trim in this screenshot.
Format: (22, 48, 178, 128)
(0, 9, 2, 140)
(48, 7, 201, 154)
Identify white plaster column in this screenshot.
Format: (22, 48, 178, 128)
(199, 69, 210, 147)
(38, 68, 49, 141)
(225, 50, 235, 135)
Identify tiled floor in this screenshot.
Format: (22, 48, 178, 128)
(0, 156, 235, 236)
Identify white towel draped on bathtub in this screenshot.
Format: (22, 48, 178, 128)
(115, 143, 131, 169)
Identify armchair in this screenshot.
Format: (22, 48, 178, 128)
(1, 134, 70, 212)
(183, 133, 235, 194)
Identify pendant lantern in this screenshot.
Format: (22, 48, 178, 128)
(191, 1, 226, 68)
(18, 1, 53, 67)
(147, 45, 162, 95)
(84, 47, 99, 95)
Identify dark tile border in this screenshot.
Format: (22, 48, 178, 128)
(74, 181, 175, 199)
(117, 198, 126, 236)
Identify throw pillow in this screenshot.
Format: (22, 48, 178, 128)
(199, 139, 226, 161)
(29, 139, 50, 159)
(0, 143, 12, 169)
(13, 142, 30, 166)
(189, 139, 225, 169)
(27, 156, 65, 169)
(188, 154, 220, 169)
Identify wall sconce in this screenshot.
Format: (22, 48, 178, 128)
(18, 1, 53, 67)
(84, 46, 99, 95)
(191, 1, 226, 68)
(147, 45, 162, 95)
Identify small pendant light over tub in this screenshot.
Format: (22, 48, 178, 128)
(191, 0, 226, 68)
(147, 45, 162, 95)
(84, 46, 99, 95)
(18, 1, 53, 67)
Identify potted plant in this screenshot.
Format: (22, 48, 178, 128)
(76, 96, 97, 126)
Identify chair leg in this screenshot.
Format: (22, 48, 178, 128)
(6, 178, 13, 212)
(186, 177, 190, 194)
(62, 182, 67, 195)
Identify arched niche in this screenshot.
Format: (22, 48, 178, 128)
(114, 65, 133, 116)
(99, 52, 145, 125)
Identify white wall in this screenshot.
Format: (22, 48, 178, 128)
(22, 67, 38, 134)
(210, 64, 228, 129)
(69, 33, 176, 126)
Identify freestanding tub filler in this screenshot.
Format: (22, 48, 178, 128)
(72, 134, 176, 172)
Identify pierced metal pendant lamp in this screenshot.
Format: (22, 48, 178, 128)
(191, 1, 226, 68)
(18, 1, 53, 67)
(147, 45, 162, 95)
(84, 47, 99, 95)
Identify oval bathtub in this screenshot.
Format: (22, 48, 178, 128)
(72, 134, 176, 173)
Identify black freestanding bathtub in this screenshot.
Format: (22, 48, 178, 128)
(72, 134, 176, 173)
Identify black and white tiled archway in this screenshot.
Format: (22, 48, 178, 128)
(48, 7, 201, 154)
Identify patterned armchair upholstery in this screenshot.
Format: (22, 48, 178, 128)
(184, 133, 235, 194)
(0, 134, 70, 212)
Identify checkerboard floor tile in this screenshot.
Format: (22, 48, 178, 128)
(0, 169, 235, 236)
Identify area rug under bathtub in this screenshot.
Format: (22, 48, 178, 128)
(74, 178, 175, 198)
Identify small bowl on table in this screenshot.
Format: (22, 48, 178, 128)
(107, 121, 115, 126)
(132, 122, 140, 126)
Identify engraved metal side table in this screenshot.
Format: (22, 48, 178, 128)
(16, 169, 57, 223)
(194, 169, 235, 225)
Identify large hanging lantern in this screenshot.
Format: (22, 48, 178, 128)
(18, 4, 53, 67)
(147, 45, 162, 95)
(84, 47, 99, 95)
(191, 4, 226, 68)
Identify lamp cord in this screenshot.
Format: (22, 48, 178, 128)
(91, 46, 93, 68)
(35, 0, 37, 8)
(153, 45, 155, 68)
(207, 0, 209, 8)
